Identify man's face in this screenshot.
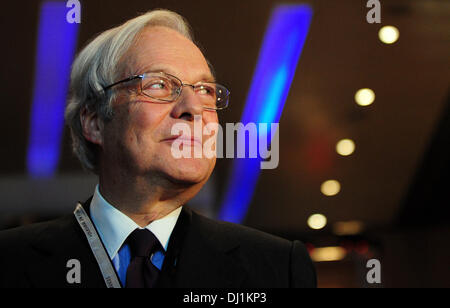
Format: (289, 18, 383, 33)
(101, 26, 218, 186)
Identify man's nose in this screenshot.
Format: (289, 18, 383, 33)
(170, 85, 203, 121)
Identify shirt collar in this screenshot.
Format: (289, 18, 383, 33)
(90, 185, 182, 259)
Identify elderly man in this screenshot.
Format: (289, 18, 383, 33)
(0, 9, 316, 288)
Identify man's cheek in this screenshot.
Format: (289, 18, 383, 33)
(131, 106, 167, 132)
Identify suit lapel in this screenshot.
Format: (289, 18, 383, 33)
(160, 207, 247, 287)
(27, 198, 107, 288)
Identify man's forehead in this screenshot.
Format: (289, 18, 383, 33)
(129, 26, 215, 82)
(138, 64, 215, 83)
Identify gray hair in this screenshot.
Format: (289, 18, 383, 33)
(65, 9, 195, 173)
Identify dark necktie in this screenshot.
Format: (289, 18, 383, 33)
(125, 228, 162, 288)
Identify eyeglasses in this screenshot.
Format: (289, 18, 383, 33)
(103, 71, 230, 110)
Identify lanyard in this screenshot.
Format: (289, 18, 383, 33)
(73, 203, 122, 288)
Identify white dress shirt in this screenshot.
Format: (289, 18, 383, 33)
(89, 185, 182, 285)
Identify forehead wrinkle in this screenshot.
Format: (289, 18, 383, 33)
(138, 64, 215, 84)
(127, 27, 214, 83)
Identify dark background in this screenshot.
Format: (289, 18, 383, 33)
(0, 0, 449, 287)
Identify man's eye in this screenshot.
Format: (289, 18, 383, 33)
(197, 85, 214, 96)
(148, 80, 166, 89)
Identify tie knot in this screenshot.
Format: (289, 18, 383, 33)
(127, 229, 161, 258)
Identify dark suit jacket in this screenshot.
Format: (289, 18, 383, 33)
(0, 198, 316, 288)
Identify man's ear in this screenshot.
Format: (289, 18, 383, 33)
(80, 106, 104, 146)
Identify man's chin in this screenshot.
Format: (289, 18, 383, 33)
(161, 159, 213, 186)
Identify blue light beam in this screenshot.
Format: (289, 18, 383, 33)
(27, 1, 79, 178)
(218, 4, 313, 223)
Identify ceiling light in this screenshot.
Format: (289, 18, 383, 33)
(336, 139, 355, 156)
(355, 88, 375, 106)
(307, 213, 327, 230)
(332, 221, 365, 236)
(378, 25, 399, 44)
(321, 180, 341, 196)
(310, 246, 347, 262)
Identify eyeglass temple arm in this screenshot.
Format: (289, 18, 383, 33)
(103, 74, 144, 90)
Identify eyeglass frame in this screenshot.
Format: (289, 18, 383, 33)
(103, 71, 230, 111)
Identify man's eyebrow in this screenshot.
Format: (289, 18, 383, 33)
(137, 65, 172, 76)
(199, 73, 216, 83)
(137, 65, 216, 83)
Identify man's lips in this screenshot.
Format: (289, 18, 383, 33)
(162, 135, 202, 147)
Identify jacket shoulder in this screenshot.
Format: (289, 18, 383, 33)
(0, 215, 75, 252)
(192, 211, 292, 250)
(189, 210, 316, 287)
